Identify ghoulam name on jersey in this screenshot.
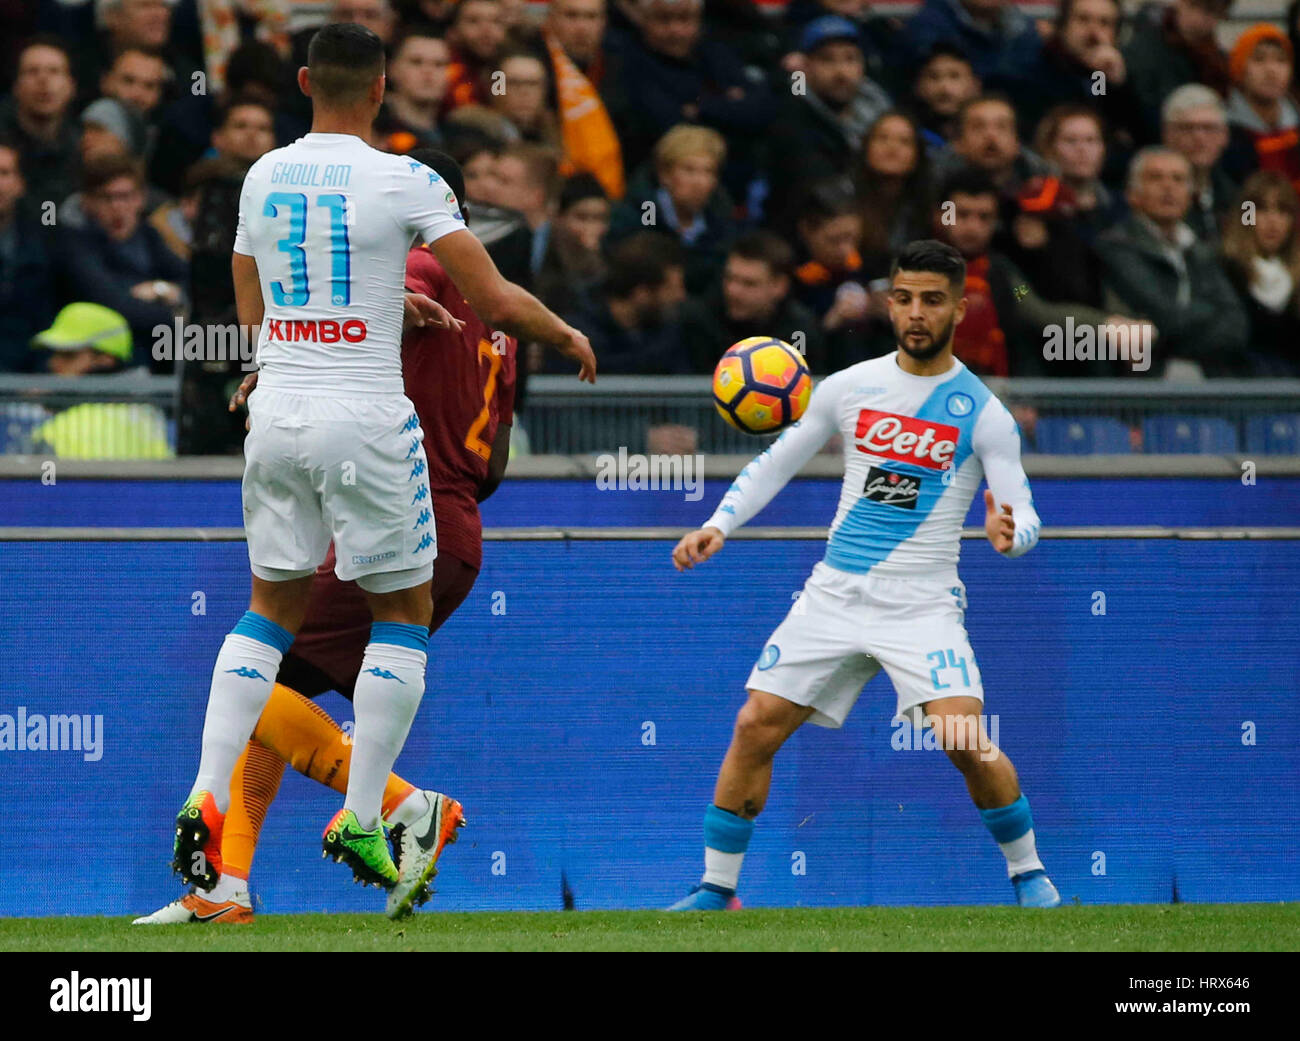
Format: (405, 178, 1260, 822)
(233, 132, 466, 397)
(704, 353, 1041, 579)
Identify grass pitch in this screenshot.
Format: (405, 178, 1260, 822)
(4, 904, 1296, 952)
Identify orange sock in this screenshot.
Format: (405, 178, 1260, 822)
(222, 740, 286, 881)
(252, 683, 418, 822)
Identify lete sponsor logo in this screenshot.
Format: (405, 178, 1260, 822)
(853, 410, 959, 470)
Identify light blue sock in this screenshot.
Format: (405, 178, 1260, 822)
(701, 804, 753, 891)
(980, 795, 1045, 877)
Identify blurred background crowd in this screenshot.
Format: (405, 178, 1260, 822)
(2, 0, 1300, 455)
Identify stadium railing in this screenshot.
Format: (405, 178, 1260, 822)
(0, 372, 180, 459)
(3, 374, 1300, 459)
(520, 376, 1300, 456)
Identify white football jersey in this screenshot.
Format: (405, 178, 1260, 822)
(233, 132, 467, 396)
(705, 353, 1041, 578)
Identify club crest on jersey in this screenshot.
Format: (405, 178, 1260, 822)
(853, 410, 958, 470)
(946, 392, 975, 417)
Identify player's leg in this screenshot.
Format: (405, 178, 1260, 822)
(316, 398, 438, 887)
(176, 573, 316, 890)
(869, 575, 1060, 908)
(176, 388, 328, 889)
(924, 694, 1060, 908)
(384, 553, 477, 917)
(135, 742, 284, 924)
(683, 689, 812, 909)
(670, 562, 876, 910)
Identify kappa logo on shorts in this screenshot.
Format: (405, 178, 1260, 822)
(413, 533, 434, 553)
(757, 644, 781, 670)
(864, 465, 921, 509)
(413, 508, 432, 529)
(352, 551, 397, 565)
(412, 485, 429, 504)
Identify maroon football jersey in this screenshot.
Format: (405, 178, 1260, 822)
(403, 244, 518, 569)
(282, 247, 517, 693)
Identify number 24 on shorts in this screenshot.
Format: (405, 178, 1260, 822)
(927, 648, 971, 691)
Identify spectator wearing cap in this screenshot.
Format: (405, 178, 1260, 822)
(766, 15, 892, 231)
(375, 29, 451, 154)
(59, 98, 163, 232)
(680, 230, 829, 374)
(79, 98, 149, 165)
(783, 0, 908, 97)
(56, 155, 187, 373)
(909, 43, 982, 155)
(1123, 0, 1232, 142)
(1161, 84, 1237, 242)
(0, 37, 81, 217)
(1097, 146, 1249, 377)
(1222, 24, 1300, 196)
(0, 142, 56, 373)
(554, 231, 689, 374)
(608, 124, 738, 294)
(534, 172, 610, 316)
(29, 304, 174, 458)
(29, 302, 133, 376)
(603, 0, 772, 203)
(902, 0, 1040, 82)
(987, 0, 1144, 161)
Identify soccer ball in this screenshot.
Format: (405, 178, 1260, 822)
(712, 337, 812, 435)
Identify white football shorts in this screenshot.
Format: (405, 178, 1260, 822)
(242, 388, 437, 592)
(746, 561, 983, 729)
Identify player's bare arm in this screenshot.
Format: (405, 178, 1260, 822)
(232, 252, 264, 332)
(984, 489, 1016, 553)
(672, 527, 725, 572)
(429, 228, 596, 382)
(403, 291, 464, 333)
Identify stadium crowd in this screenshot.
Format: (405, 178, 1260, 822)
(3, 0, 1300, 453)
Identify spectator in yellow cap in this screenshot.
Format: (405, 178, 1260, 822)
(29, 302, 174, 458)
(31, 302, 133, 376)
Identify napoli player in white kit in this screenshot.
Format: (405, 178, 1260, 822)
(668, 240, 1061, 910)
(172, 23, 595, 894)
